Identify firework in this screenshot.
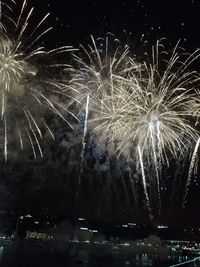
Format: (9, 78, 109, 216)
(69, 34, 142, 155)
(69, 34, 140, 197)
(0, 0, 76, 160)
(72, 37, 200, 214)
(106, 41, 199, 212)
(69, 34, 152, 212)
(95, 41, 199, 157)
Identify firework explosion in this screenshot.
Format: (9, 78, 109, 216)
(69, 34, 138, 197)
(0, 0, 76, 160)
(70, 36, 200, 215)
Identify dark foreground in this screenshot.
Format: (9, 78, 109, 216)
(0, 240, 198, 267)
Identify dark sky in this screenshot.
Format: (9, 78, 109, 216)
(42, 0, 199, 50)
(1, 0, 199, 227)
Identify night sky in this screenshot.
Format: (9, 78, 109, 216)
(46, 0, 199, 49)
(1, 0, 200, 227)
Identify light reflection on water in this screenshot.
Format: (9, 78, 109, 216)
(0, 242, 197, 267)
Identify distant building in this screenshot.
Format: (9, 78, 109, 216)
(26, 231, 53, 240)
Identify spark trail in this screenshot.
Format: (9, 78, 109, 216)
(76, 94, 90, 197)
(183, 137, 200, 209)
(137, 145, 152, 216)
(149, 117, 161, 214)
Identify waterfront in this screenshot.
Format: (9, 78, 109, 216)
(0, 241, 199, 267)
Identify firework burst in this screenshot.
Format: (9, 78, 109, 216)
(96, 40, 199, 159)
(72, 37, 200, 214)
(69, 34, 139, 197)
(0, 0, 76, 160)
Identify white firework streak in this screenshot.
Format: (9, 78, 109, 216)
(4, 116, 7, 161)
(77, 94, 90, 197)
(137, 145, 152, 216)
(149, 119, 161, 214)
(183, 137, 200, 209)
